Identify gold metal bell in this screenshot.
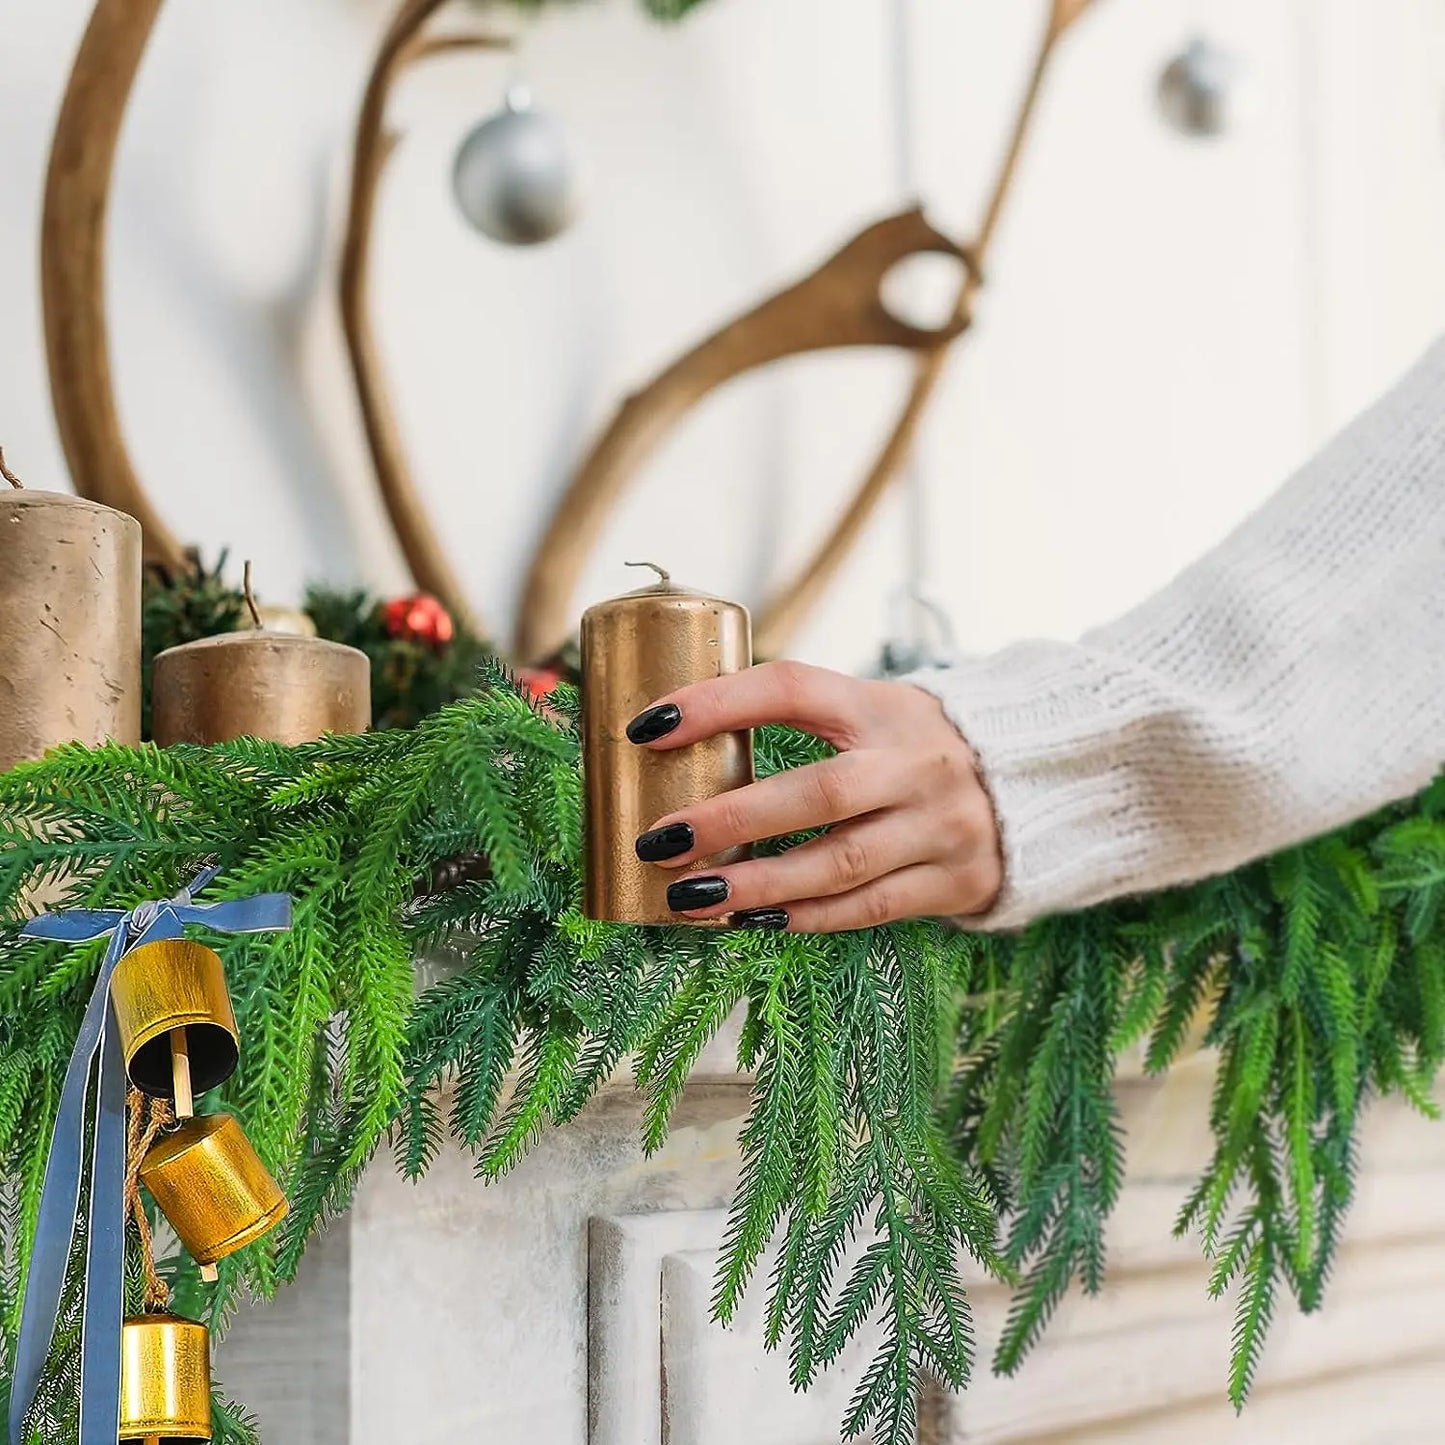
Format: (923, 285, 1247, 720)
(111, 938, 239, 1110)
(119, 1312, 212, 1440)
(140, 1114, 287, 1267)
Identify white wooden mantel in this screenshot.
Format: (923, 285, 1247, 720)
(217, 994, 1445, 1443)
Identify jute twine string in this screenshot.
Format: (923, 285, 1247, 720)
(125, 1089, 174, 1312)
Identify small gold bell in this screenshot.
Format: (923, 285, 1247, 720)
(119, 1312, 212, 1441)
(111, 938, 239, 1115)
(140, 1114, 288, 1268)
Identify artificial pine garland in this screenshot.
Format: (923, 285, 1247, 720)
(0, 662, 1441, 1443)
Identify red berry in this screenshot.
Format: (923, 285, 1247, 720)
(518, 667, 562, 700)
(383, 593, 454, 648)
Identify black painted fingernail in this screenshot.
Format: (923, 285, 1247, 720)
(731, 907, 790, 932)
(636, 822, 695, 862)
(667, 875, 730, 911)
(626, 703, 682, 744)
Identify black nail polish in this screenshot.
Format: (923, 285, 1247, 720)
(667, 875, 730, 911)
(731, 907, 789, 932)
(626, 703, 682, 744)
(636, 822, 695, 862)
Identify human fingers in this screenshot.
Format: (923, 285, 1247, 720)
(634, 749, 919, 866)
(626, 660, 876, 752)
(660, 813, 929, 917)
(762, 862, 975, 933)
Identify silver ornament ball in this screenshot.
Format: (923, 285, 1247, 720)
(1157, 37, 1239, 138)
(452, 86, 581, 246)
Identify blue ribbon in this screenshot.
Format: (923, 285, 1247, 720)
(7, 866, 291, 1445)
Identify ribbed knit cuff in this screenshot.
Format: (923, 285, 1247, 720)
(903, 337, 1445, 932)
(902, 643, 1173, 931)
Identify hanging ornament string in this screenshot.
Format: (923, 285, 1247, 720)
(879, 0, 957, 675)
(889, 0, 925, 647)
(8, 868, 291, 1445)
(125, 1090, 175, 1314)
(893, 0, 926, 661)
(749, 0, 1098, 659)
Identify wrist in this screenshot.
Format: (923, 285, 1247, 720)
(901, 642, 1158, 930)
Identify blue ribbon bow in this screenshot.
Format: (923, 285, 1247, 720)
(7, 866, 291, 1445)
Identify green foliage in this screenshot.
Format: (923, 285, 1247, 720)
(302, 587, 490, 731)
(0, 668, 991, 1444)
(950, 773, 1445, 1411)
(0, 657, 1442, 1440)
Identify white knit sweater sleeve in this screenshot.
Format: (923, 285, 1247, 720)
(904, 337, 1445, 931)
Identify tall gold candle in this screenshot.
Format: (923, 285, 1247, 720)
(582, 565, 753, 925)
(0, 456, 142, 774)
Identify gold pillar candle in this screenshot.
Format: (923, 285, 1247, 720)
(582, 566, 754, 925)
(0, 473, 141, 773)
(119, 1313, 212, 1440)
(140, 1113, 288, 1266)
(151, 633, 370, 745)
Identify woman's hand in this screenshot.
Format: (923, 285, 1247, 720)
(628, 660, 1003, 932)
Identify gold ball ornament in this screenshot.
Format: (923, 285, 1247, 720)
(230, 602, 317, 637)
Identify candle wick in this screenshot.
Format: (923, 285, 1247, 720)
(242, 560, 264, 630)
(0, 448, 24, 490)
(624, 560, 671, 586)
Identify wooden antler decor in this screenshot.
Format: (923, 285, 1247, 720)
(341, 0, 512, 638)
(41, 0, 1097, 661)
(514, 210, 977, 662)
(515, 0, 1099, 663)
(41, 0, 189, 573)
(41, 0, 510, 621)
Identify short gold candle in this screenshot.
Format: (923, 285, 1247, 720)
(0, 485, 141, 773)
(151, 632, 370, 746)
(581, 567, 753, 925)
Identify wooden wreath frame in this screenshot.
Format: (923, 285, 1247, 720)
(42, 0, 184, 573)
(39, 0, 511, 623)
(341, 0, 511, 639)
(513, 208, 979, 662)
